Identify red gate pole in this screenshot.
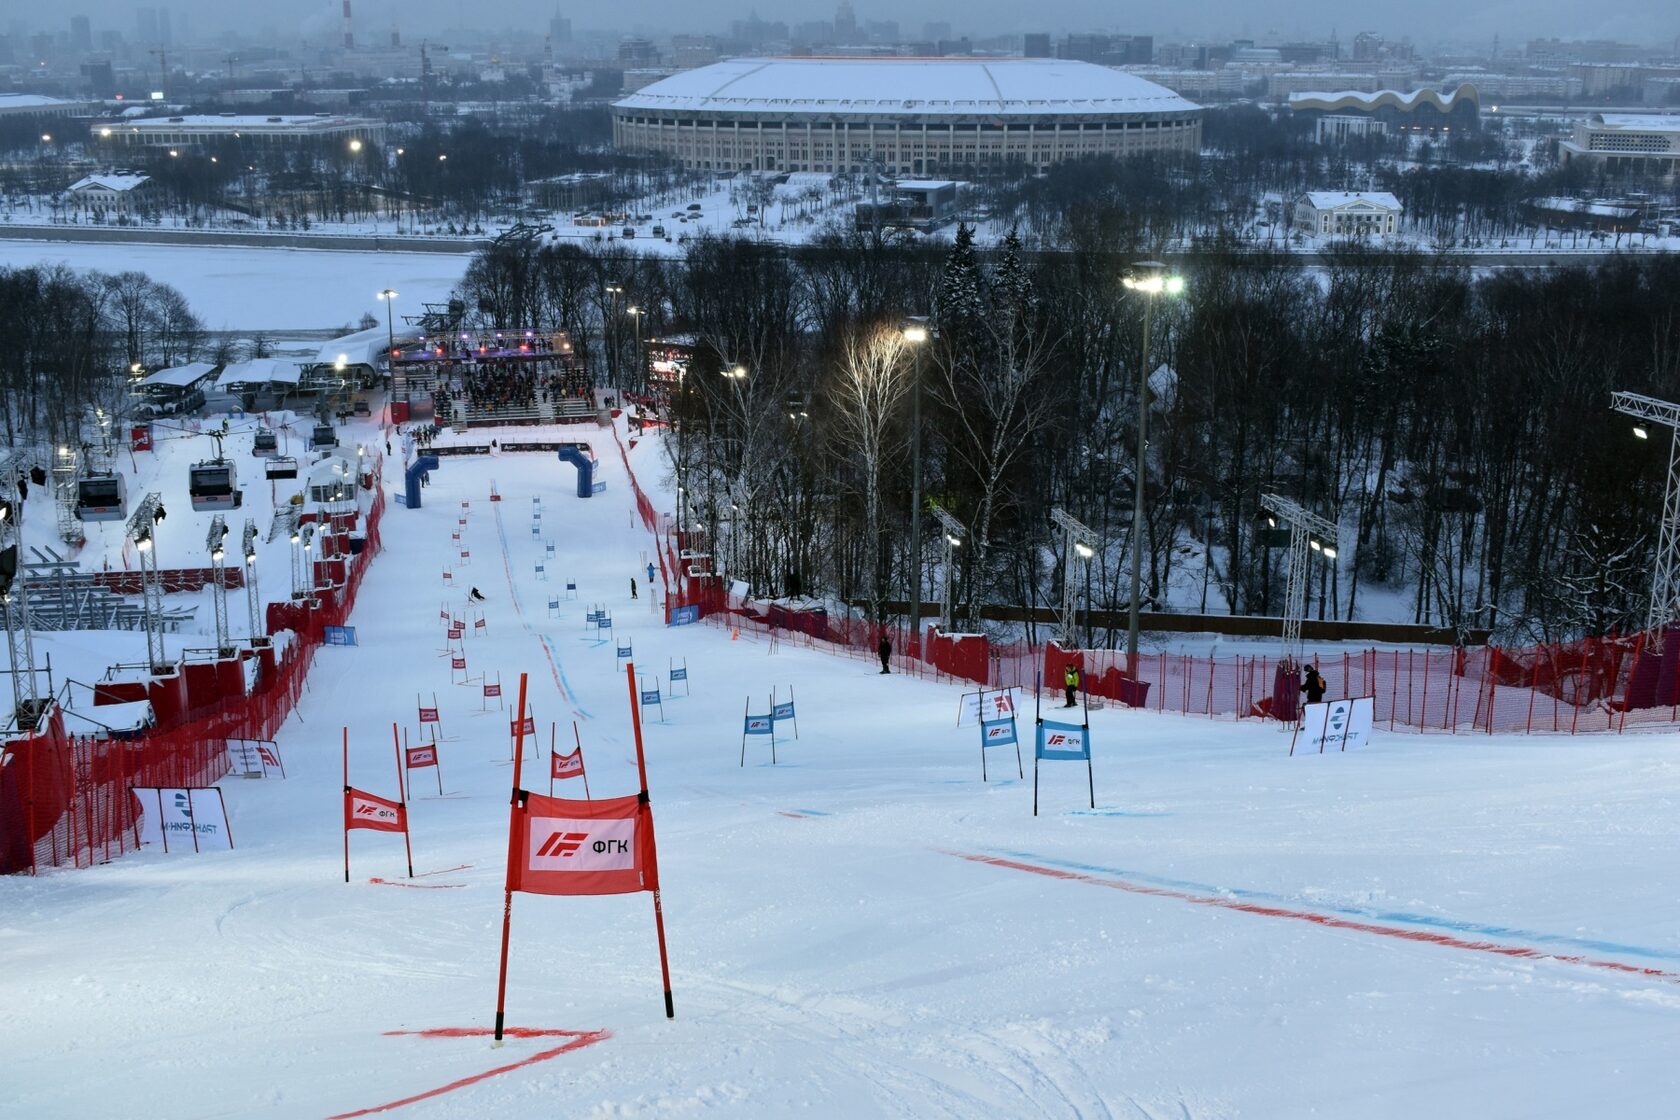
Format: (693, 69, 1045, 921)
(493, 672, 531, 1044)
(393, 723, 413, 879)
(626, 661, 675, 1019)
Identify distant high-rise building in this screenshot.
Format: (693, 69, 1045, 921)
(1023, 33, 1051, 58)
(70, 15, 91, 52)
(158, 8, 172, 48)
(136, 7, 159, 46)
(834, 1, 856, 43)
(923, 21, 950, 42)
(549, 10, 572, 44)
(864, 20, 897, 43)
(1352, 31, 1382, 61)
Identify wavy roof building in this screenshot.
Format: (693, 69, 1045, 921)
(613, 57, 1202, 176)
(1287, 83, 1480, 128)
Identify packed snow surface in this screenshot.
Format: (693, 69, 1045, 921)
(3, 422, 1679, 1118)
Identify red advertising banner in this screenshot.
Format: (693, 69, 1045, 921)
(506, 792, 656, 897)
(484, 683, 503, 698)
(448, 627, 463, 640)
(406, 745, 438, 769)
(511, 715, 536, 737)
(551, 748, 584, 779)
(345, 787, 407, 833)
(452, 656, 467, 670)
(418, 707, 440, 724)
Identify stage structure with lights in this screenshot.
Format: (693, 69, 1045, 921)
(931, 504, 967, 633)
(1611, 391, 1680, 641)
(1050, 507, 1101, 649)
(614, 57, 1201, 175)
(390, 328, 591, 428)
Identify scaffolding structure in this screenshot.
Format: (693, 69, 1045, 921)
(1050, 507, 1100, 649)
(1611, 391, 1680, 638)
(1260, 493, 1338, 668)
(124, 492, 169, 674)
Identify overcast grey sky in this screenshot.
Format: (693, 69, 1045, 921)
(28, 0, 1680, 47)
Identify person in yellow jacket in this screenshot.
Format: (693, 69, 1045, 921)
(1063, 663, 1081, 708)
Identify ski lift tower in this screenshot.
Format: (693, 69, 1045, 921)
(930, 504, 967, 633)
(1612, 391, 1680, 639)
(0, 498, 47, 733)
(205, 514, 232, 656)
(125, 492, 169, 674)
(1050, 507, 1100, 649)
(241, 519, 266, 645)
(1259, 493, 1338, 668)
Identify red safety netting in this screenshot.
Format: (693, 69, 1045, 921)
(0, 485, 387, 875)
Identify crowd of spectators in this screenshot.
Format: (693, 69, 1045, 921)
(429, 362, 594, 425)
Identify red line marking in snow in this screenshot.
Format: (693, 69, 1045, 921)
(324, 1027, 611, 1119)
(367, 878, 464, 889)
(946, 851, 1680, 985)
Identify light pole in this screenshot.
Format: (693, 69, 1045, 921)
(627, 305, 645, 395)
(1612, 391, 1680, 639)
(377, 289, 398, 392)
(903, 316, 932, 654)
(1121, 261, 1185, 675)
(604, 281, 623, 400)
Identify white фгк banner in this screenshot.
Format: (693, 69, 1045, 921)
(958, 687, 1021, 727)
(132, 787, 234, 852)
(1299, 697, 1376, 754)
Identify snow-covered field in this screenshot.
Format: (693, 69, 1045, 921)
(3, 420, 1679, 1118)
(0, 240, 467, 331)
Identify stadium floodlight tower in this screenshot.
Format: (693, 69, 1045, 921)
(206, 514, 232, 656)
(930, 504, 967, 633)
(1612, 391, 1680, 639)
(0, 498, 46, 733)
(125, 492, 169, 674)
(241, 519, 266, 644)
(1259, 493, 1338, 668)
(1050, 507, 1100, 649)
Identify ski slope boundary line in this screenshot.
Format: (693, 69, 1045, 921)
(324, 1027, 611, 1118)
(944, 850, 1680, 986)
(490, 487, 591, 720)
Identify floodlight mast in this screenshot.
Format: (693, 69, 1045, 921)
(1611, 391, 1680, 639)
(1259, 493, 1338, 668)
(0, 498, 43, 731)
(1050, 507, 1100, 648)
(930, 504, 967, 633)
(241, 519, 265, 644)
(206, 515, 231, 656)
(125, 493, 168, 673)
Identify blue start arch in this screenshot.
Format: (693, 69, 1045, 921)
(556, 445, 595, 498)
(404, 454, 439, 508)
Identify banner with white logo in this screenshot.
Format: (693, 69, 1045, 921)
(1297, 697, 1376, 754)
(959, 688, 1020, 727)
(507, 792, 656, 897)
(1035, 720, 1091, 761)
(132, 787, 234, 852)
(225, 738, 285, 779)
(406, 745, 438, 769)
(344, 787, 407, 833)
(981, 719, 1018, 747)
(551, 748, 585, 779)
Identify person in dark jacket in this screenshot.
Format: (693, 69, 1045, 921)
(1063, 663, 1081, 707)
(469, 587, 487, 602)
(1301, 664, 1327, 704)
(630, 577, 638, 600)
(877, 635, 892, 674)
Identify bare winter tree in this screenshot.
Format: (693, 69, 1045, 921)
(827, 322, 913, 623)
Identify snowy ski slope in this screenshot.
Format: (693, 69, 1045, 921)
(2, 424, 1679, 1118)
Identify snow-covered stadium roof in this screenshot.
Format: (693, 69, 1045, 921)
(1286, 84, 1480, 113)
(615, 58, 1199, 117)
(1594, 114, 1680, 132)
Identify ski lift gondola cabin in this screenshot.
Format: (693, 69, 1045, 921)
(265, 456, 299, 480)
(74, 472, 128, 521)
(188, 460, 241, 511)
(310, 424, 337, 450)
(252, 428, 278, 457)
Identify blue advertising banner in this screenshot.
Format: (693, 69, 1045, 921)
(980, 718, 1017, 747)
(1035, 720, 1090, 761)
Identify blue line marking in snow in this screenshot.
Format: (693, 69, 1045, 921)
(988, 848, 1680, 964)
(794, 809, 831, 817)
(1064, 809, 1172, 818)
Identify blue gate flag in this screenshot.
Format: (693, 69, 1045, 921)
(1035, 720, 1090, 761)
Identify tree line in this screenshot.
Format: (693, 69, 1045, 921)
(453, 228, 1680, 645)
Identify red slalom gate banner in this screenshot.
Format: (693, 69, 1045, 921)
(342, 726, 415, 881)
(549, 721, 591, 798)
(492, 667, 674, 1041)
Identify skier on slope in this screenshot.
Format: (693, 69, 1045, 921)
(469, 587, 487, 602)
(1063, 662, 1081, 708)
(646, 561, 656, 585)
(631, 577, 638, 600)
(877, 634, 892, 674)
